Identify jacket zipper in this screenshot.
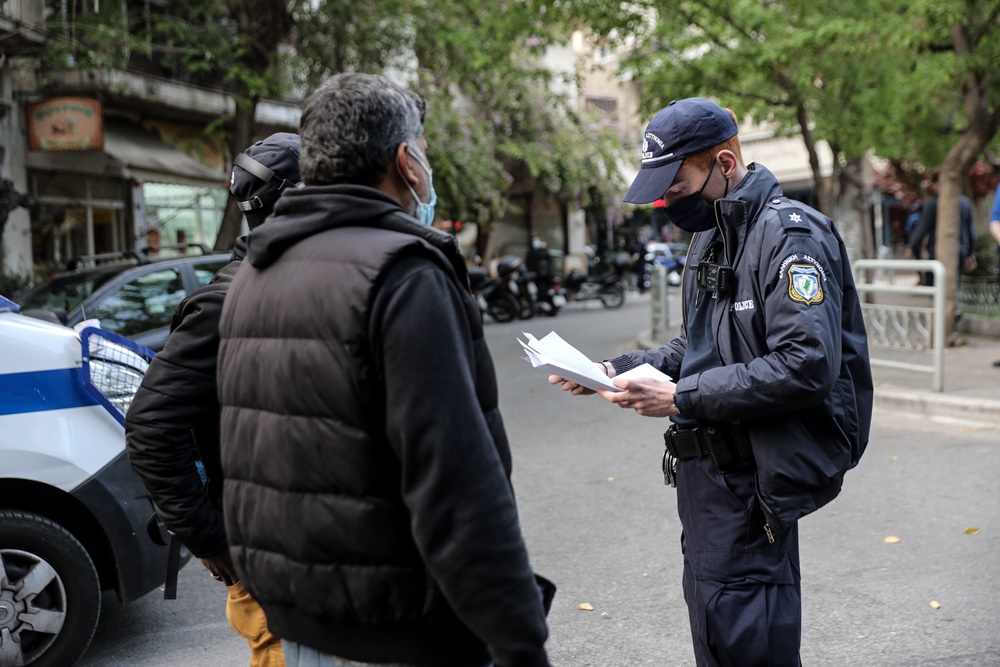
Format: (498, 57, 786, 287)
(752, 473, 783, 544)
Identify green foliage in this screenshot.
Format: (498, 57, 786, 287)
(36, 0, 630, 228)
(291, 0, 629, 225)
(616, 0, 1000, 172)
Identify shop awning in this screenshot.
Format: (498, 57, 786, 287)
(26, 121, 227, 189)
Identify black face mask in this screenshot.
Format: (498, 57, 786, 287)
(665, 160, 722, 233)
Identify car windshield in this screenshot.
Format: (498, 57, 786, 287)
(16, 268, 126, 313)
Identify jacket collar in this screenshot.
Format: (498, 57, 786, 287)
(247, 184, 466, 281)
(712, 163, 784, 260)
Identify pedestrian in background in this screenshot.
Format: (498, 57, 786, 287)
(550, 97, 873, 667)
(989, 180, 1000, 367)
(126, 132, 302, 667)
(526, 234, 553, 279)
(217, 72, 553, 667)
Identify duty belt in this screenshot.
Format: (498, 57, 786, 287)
(663, 425, 715, 459)
(662, 422, 754, 487)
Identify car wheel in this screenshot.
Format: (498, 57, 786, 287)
(487, 291, 519, 323)
(0, 511, 101, 667)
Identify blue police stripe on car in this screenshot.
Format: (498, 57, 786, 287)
(0, 368, 99, 416)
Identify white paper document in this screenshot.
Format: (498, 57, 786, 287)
(518, 331, 673, 393)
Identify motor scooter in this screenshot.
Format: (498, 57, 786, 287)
(561, 269, 627, 309)
(496, 255, 536, 320)
(468, 267, 519, 323)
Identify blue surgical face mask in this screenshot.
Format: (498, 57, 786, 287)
(402, 147, 437, 225)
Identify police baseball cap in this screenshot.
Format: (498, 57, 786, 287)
(230, 132, 301, 225)
(622, 98, 738, 205)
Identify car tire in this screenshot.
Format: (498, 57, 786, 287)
(0, 511, 101, 667)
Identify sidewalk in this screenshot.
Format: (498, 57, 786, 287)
(636, 326, 1000, 429)
(869, 333, 1000, 428)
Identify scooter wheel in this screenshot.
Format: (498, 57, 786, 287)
(599, 281, 626, 309)
(518, 297, 536, 320)
(487, 291, 520, 323)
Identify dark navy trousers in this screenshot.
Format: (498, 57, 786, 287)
(675, 457, 802, 667)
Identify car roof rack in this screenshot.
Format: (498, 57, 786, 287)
(69, 250, 145, 270)
(68, 243, 216, 271)
(139, 243, 214, 257)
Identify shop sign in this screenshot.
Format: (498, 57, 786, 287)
(27, 98, 104, 151)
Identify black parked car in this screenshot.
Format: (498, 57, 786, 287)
(16, 244, 231, 351)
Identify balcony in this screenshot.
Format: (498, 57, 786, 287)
(0, 2, 47, 57)
(37, 68, 299, 130)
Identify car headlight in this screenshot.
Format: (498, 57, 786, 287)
(88, 356, 147, 413)
(79, 327, 154, 422)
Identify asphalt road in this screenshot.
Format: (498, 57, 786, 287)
(79, 294, 1000, 667)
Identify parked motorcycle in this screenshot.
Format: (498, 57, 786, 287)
(562, 269, 627, 309)
(468, 266, 520, 323)
(524, 271, 566, 316)
(496, 255, 536, 320)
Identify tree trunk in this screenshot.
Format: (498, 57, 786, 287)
(796, 102, 830, 216)
(213, 99, 258, 251)
(935, 21, 1000, 341)
(213, 0, 292, 251)
(937, 131, 987, 342)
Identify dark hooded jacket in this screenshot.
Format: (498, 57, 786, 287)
(125, 237, 247, 558)
(217, 185, 550, 667)
(611, 164, 873, 535)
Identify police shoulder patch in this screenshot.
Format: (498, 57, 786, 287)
(786, 262, 824, 305)
(778, 208, 810, 233)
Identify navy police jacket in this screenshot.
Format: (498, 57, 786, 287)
(614, 164, 873, 535)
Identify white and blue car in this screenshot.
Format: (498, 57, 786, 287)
(0, 294, 179, 666)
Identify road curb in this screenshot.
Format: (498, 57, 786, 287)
(873, 388, 1000, 428)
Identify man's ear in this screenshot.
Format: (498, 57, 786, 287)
(395, 143, 420, 188)
(717, 149, 739, 178)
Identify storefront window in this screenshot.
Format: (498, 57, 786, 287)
(29, 173, 127, 277)
(143, 183, 227, 250)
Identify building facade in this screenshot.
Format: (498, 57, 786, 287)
(0, 2, 298, 283)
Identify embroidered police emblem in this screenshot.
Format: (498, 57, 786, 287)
(787, 263, 824, 305)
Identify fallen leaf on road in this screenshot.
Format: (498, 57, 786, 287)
(884, 536, 901, 544)
(887, 456, 898, 462)
(965, 528, 980, 535)
(929, 601, 941, 609)
(607, 476, 615, 482)
(579, 602, 594, 611)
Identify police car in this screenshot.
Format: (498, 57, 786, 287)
(0, 294, 178, 666)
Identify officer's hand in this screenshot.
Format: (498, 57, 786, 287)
(964, 255, 977, 272)
(548, 362, 609, 396)
(548, 374, 595, 395)
(597, 377, 680, 418)
(201, 549, 238, 586)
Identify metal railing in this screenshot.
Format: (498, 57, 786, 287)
(852, 259, 946, 391)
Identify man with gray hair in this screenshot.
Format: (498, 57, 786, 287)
(217, 73, 553, 667)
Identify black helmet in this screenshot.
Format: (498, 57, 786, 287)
(229, 132, 301, 229)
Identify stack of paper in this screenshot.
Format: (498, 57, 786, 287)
(518, 331, 673, 393)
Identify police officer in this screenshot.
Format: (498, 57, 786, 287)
(551, 98, 873, 666)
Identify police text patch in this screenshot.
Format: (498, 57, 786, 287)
(786, 262, 824, 305)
